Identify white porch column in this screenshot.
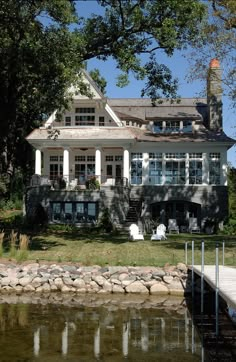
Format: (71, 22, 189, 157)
(221, 150, 227, 185)
(202, 152, 209, 185)
(63, 148, 70, 184)
(123, 147, 130, 184)
(35, 149, 42, 175)
(95, 147, 101, 183)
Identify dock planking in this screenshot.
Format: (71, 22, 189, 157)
(192, 265, 236, 309)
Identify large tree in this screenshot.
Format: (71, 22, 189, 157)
(187, 0, 236, 105)
(0, 0, 206, 194)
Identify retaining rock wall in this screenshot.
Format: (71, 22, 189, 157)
(0, 262, 189, 296)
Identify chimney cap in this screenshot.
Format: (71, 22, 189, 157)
(209, 58, 220, 68)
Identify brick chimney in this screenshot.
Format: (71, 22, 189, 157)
(207, 58, 222, 131)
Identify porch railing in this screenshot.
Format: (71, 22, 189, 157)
(30, 174, 128, 188)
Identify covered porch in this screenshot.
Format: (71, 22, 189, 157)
(33, 146, 131, 189)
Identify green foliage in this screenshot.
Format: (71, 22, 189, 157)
(0, 198, 22, 211)
(0, 0, 206, 195)
(98, 208, 113, 233)
(187, 0, 236, 105)
(89, 68, 107, 94)
(85, 177, 100, 190)
(0, 176, 8, 196)
(228, 166, 236, 219)
(222, 218, 236, 235)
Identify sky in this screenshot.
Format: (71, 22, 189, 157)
(76, 0, 235, 165)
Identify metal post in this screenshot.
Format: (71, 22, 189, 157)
(201, 240, 205, 314)
(222, 241, 225, 266)
(215, 243, 219, 336)
(185, 241, 188, 265)
(192, 240, 195, 299)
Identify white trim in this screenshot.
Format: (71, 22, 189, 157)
(105, 103, 123, 127)
(44, 110, 57, 128)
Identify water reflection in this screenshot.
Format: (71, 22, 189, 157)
(0, 294, 201, 361)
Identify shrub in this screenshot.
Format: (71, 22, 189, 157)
(98, 208, 113, 233)
(222, 218, 236, 235)
(86, 177, 100, 190)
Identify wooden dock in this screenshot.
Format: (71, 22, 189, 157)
(192, 265, 236, 308)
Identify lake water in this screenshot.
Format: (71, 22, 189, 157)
(0, 294, 201, 361)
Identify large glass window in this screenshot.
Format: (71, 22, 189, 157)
(209, 153, 221, 184)
(74, 155, 95, 183)
(165, 161, 185, 184)
(131, 153, 143, 185)
(49, 155, 63, 180)
(189, 153, 202, 184)
(149, 153, 162, 184)
(189, 160, 202, 184)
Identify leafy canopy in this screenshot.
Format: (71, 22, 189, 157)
(0, 0, 206, 193)
(187, 0, 236, 105)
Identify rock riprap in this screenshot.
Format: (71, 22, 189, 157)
(0, 263, 188, 296)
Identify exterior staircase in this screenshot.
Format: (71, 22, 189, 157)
(124, 199, 141, 225)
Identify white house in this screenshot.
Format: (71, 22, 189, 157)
(25, 59, 234, 231)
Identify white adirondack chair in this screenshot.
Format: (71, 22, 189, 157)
(151, 224, 167, 240)
(129, 224, 144, 241)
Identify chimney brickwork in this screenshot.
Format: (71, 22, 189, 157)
(207, 58, 223, 131)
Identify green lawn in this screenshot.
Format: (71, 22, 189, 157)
(2, 229, 235, 267)
(1, 210, 236, 266)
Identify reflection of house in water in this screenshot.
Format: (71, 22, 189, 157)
(0, 302, 201, 360)
(28, 308, 200, 359)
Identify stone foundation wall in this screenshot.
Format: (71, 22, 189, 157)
(0, 263, 189, 296)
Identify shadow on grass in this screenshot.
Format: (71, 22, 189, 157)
(30, 237, 66, 251)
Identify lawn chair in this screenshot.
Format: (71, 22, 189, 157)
(189, 218, 200, 233)
(151, 224, 167, 240)
(129, 224, 144, 241)
(168, 219, 179, 234)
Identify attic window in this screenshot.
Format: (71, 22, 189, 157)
(166, 121, 180, 132)
(152, 120, 193, 133)
(75, 108, 95, 113)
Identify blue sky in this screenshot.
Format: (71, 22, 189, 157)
(77, 0, 235, 165)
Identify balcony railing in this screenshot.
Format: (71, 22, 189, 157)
(30, 174, 129, 189)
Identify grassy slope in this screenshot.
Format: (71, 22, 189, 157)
(1, 210, 236, 266)
(19, 231, 236, 266)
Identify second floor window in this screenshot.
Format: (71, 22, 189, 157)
(75, 115, 95, 126)
(65, 116, 71, 126)
(75, 107, 95, 126)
